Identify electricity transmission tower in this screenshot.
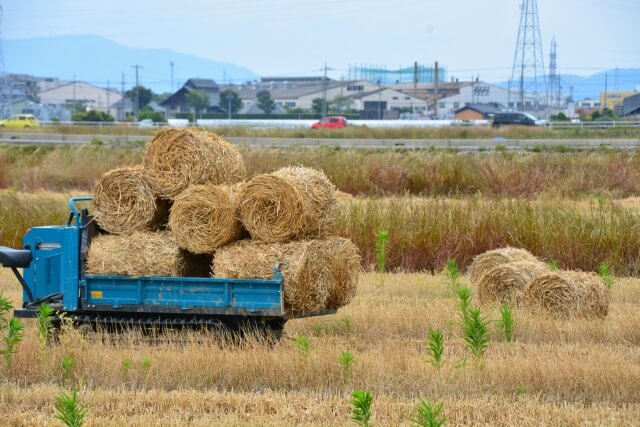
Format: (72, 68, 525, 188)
(507, 0, 548, 111)
(548, 38, 561, 107)
(0, 5, 12, 118)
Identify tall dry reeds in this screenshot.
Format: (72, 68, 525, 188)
(3, 191, 640, 276)
(333, 197, 640, 275)
(4, 144, 640, 198)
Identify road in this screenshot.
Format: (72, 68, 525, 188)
(1, 132, 639, 151)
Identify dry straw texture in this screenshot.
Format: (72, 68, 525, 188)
(477, 259, 550, 305)
(238, 166, 337, 243)
(168, 183, 244, 254)
(323, 237, 361, 309)
(92, 165, 167, 234)
(213, 237, 358, 312)
(143, 128, 246, 199)
(86, 231, 211, 277)
(523, 270, 610, 318)
(467, 247, 539, 284)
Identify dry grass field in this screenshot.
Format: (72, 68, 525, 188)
(0, 269, 639, 426)
(1, 142, 640, 425)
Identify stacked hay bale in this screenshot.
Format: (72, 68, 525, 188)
(92, 165, 169, 234)
(168, 183, 245, 254)
(88, 128, 360, 313)
(213, 165, 360, 312)
(237, 166, 337, 242)
(86, 231, 211, 278)
(469, 247, 610, 318)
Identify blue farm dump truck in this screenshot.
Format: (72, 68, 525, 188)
(0, 197, 332, 337)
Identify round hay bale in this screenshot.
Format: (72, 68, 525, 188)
(467, 247, 538, 284)
(213, 238, 355, 312)
(523, 270, 610, 318)
(143, 128, 246, 199)
(322, 237, 361, 309)
(168, 183, 244, 254)
(93, 165, 166, 234)
(476, 259, 549, 306)
(86, 231, 211, 277)
(238, 166, 337, 243)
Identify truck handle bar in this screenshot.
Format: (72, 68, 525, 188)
(67, 196, 93, 226)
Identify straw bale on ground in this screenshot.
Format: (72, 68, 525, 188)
(238, 166, 337, 243)
(213, 237, 359, 312)
(476, 259, 549, 305)
(143, 128, 246, 199)
(93, 166, 169, 234)
(467, 247, 539, 284)
(523, 270, 610, 318)
(168, 183, 244, 254)
(86, 231, 211, 277)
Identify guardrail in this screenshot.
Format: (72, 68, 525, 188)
(37, 119, 490, 129)
(545, 121, 640, 129)
(33, 119, 640, 130)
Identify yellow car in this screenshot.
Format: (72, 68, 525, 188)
(0, 114, 40, 129)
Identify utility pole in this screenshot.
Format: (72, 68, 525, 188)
(322, 63, 328, 120)
(228, 95, 231, 120)
(120, 72, 125, 121)
(170, 61, 174, 92)
(73, 74, 76, 104)
(132, 64, 143, 120)
(377, 80, 382, 120)
(603, 72, 608, 112)
(413, 61, 418, 114)
(434, 61, 439, 117)
(106, 80, 110, 115)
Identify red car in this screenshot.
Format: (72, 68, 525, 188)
(310, 116, 349, 129)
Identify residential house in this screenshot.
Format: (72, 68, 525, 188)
(454, 103, 501, 120)
(161, 79, 222, 116)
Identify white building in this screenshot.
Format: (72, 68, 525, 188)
(39, 82, 123, 116)
(222, 79, 427, 115)
(435, 82, 540, 118)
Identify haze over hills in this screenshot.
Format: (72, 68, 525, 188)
(497, 68, 640, 102)
(3, 35, 259, 93)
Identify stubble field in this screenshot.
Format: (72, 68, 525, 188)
(1, 270, 639, 426)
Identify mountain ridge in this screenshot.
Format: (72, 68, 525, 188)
(4, 35, 259, 93)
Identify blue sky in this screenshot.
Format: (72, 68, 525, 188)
(4, 0, 639, 81)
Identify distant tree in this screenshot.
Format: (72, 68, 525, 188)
(138, 107, 167, 123)
(72, 109, 115, 122)
(256, 90, 276, 114)
(185, 89, 210, 118)
(331, 95, 354, 113)
(601, 107, 615, 119)
(126, 85, 154, 110)
(65, 100, 89, 114)
(311, 97, 325, 114)
(219, 89, 242, 114)
(152, 92, 172, 104)
(550, 112, 569, 121)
